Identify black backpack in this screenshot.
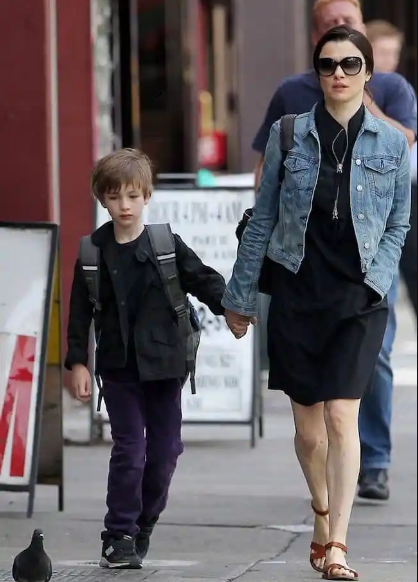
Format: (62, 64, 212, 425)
(78, 223, 202, 411)
(236, 114, 296, 295)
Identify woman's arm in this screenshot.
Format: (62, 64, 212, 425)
(222, 122, 284, 316)
(365, 137, 412, 298)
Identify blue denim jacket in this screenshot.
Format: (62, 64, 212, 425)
(222, 105, 412, 317)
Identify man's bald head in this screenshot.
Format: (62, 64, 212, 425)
(312, 0, 365, 44)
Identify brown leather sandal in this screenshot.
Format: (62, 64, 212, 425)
(310, 503, 329, 573)
(322, 542, 359, 580)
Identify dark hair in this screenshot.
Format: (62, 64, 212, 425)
(313, 25, 375, 76)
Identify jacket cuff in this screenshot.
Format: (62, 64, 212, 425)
(64, 352, 88, 371)
(221, 291, 257, 317)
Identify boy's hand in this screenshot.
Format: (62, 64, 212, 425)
(225, 309, 257, 339)
(71, 364, 92, 403)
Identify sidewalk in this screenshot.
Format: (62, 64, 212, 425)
(0, 299, 416, 581)
(1, 383, 416, 581)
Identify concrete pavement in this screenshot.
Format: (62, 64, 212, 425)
(0, 298, 416, 581)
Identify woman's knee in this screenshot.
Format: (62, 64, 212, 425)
(324, 399, 360, 441)
(295, 429, 326, 455)
(292, 402, 327, 454)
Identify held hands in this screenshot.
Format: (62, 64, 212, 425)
(225, 309, 257, 339)
(71, 364, 92, 403)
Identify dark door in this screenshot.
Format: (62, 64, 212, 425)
(133, 0, 198, 173)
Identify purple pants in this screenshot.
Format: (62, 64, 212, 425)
(102, 378, 183, 537)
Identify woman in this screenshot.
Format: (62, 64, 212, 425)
(223, 26, 411, 581)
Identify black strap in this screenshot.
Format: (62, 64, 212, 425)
(147, 224, 197, 394)
(278, 113, 297, 184)
(147, 224, 191, 339)
(79, 236, 102, 312)
(78, 236, 103, 412)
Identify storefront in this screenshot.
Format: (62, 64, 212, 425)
(105, 0, 309, 173)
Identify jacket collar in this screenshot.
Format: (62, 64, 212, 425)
(301, 102, 381, 140)
(90, 220, 156, 265)
(91, 220, 114, 248)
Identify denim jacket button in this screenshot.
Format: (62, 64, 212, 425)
(357, 185, 363, 192)
(356, 159, 362, 166)
(364, 242, 370, 250)
(358, 213, 365, 221)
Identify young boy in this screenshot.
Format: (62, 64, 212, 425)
(65, 148, 227, 569)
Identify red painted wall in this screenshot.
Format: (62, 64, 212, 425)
(0, 0, 56, 222)
(56, 0, 95, 373)
(0, 0, 95, 392)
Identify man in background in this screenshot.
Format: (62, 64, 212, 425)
(366, 20, 405, 75)
(253, 0, 417, 501)
(367, 19, 417, 316)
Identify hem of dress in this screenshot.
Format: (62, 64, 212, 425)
(268, 386, 364, 406)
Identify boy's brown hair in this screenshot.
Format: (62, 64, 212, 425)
(91, 148, 153, 202)
(366, 20, 404, 45)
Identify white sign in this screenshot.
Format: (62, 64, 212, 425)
(94, 188, 256, 423)
(0, 226, 53, 487)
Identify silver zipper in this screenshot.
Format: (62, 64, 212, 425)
(331, 129, 349, 220)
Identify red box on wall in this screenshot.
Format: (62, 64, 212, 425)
(198, 130, 227, 170)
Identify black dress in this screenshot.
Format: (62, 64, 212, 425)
(267, 103, 389, 406)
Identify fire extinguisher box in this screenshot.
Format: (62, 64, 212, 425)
(198, 91, 228, 171)
(198, 131, 227, 170)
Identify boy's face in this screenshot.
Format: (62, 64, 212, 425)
(372, 36, 402, 74)
(102, 183, 149, 228)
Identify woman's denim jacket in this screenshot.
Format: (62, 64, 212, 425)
(222, 105, 412, 316)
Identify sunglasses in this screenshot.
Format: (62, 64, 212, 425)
(318, 57, 365, 77)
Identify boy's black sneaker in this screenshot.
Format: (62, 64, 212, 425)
(99, 535, 143, 569)
(135, 517, 159, 561)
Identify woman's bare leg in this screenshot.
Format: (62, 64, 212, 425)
(291, 401, 329, 571)
(324, 398, 361, 579)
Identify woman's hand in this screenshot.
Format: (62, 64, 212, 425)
(225, 309, 257, 339)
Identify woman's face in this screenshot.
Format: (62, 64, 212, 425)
(318, 40, 371, 105)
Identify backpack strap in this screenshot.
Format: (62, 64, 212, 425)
(147, 224, 198, 394)
(278, 113, 297, 184)
(78, 235, 103, 412)
(78, 236, 102, 313)
(147, 224, 191, 340)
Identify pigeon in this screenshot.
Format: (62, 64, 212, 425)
(12, 529, 52, 582)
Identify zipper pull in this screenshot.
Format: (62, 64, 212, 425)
(333, 200, 339, 220)
(337, 163, 343, 173)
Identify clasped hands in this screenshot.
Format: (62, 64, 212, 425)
(225, 309, 257, 339)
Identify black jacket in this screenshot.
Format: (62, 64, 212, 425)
(65, 222, 226, 381)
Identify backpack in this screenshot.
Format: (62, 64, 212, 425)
(235, 114, 296, 295)
(79, 223, 202, 412)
